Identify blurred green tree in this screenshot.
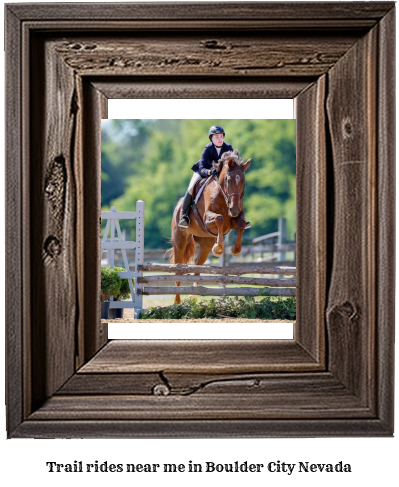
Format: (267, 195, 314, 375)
(101, 119, 296, 249)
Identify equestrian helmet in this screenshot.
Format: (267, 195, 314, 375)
(208, 125, 225, 141)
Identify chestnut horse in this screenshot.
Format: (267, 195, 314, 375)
(168, 150, 251, 303)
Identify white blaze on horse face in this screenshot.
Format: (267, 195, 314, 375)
(235, 175, 240, 185)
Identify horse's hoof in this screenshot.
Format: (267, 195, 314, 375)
(230, 246, 241, 256)
(212, 244, 223, 257)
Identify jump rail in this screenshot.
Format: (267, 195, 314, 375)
(138, 263, 296, 276)
(138, 286, 296, 297)
(138, 275, 296, 287)
(137, 263, 296, 298)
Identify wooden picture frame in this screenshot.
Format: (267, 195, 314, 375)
(5, 2, 395, 438)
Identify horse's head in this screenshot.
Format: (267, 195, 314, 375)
(213, 149, 251, 218)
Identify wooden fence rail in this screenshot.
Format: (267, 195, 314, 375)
(138, 286, 296, 297)
(139, 263, 296, 276)
(138, 263, 296, 298)
(101, 206, 296, 315)
(138, 275, 296, 287)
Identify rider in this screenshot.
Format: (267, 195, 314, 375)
(178, 125, 251, 229)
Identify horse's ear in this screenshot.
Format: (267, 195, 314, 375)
(243, 158, 252, 171)
(212, 160, 223, 173)
(233, 148, 239, 156)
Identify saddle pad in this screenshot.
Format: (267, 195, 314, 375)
(193, 176, 212, 205)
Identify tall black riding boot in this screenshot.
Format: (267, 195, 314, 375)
(178, 191, 193, 228)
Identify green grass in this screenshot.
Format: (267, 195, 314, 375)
(139, 295, 296, 320)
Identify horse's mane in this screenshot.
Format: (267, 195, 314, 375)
(219, 150, 245, 169)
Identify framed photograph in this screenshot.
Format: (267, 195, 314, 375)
(100, 113, 297, 339)
(5, 2, 395, 437)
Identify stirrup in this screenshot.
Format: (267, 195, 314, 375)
(245, 220, 251, 229)
(178, 216, 190, 229)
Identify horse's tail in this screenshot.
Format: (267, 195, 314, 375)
(164, 235, 196, 264)
(164, 246, 174, 263)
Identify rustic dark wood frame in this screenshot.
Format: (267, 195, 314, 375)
(5, 2, 395, 438)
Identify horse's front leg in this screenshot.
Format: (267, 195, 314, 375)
(230, 213, 246, 256)
(205, 210, 224, 257)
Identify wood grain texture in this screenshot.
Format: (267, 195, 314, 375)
(5, 2, 395, 438)
(325, 26, 377, 404)
(81, 81, 108, 360)
(13, 417, 391, 439)
(93, 78, 312, 100)
(295, 76, 326, 364)
(29, 36, 78, 409)
(58, 372, 163, 396)
(28, 393, 371, 421)
(63, 371, 353, 397)
(7, 2, 394, 23)
(79, 340, 321, 374)
(73, 72, 85, 370)
(5, 5, 24, 436)
(54, 33, 360, 78)
(162, 371, 345, 396)
(34, 371, 374, 422)
(376, 7, 395, 433)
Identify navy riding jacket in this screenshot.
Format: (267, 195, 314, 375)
(191, 142, 234, 178)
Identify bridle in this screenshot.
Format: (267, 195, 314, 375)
(213, 173, 245, 208)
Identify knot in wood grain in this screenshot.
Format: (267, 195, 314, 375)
(83, 44, 97, 51)
(339, 301, 358, 321)
(328, 301, 359, 323)
(45, 156, 67, 231)
(43, 236, 62, 264)
(43, 155, 67, 264)
(45, 156, 67, 209)
(164, 58, 180, 66)
(343, 119, 353, 137)
(45, 181, 56, 196)
(152, 384, 170, 396)
(201, 39, 227, 50)
(108, 58, 127, 68)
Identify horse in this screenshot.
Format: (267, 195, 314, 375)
(168, 149, 251, 303)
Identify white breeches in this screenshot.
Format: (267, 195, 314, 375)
(187, 172, 202, 195)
